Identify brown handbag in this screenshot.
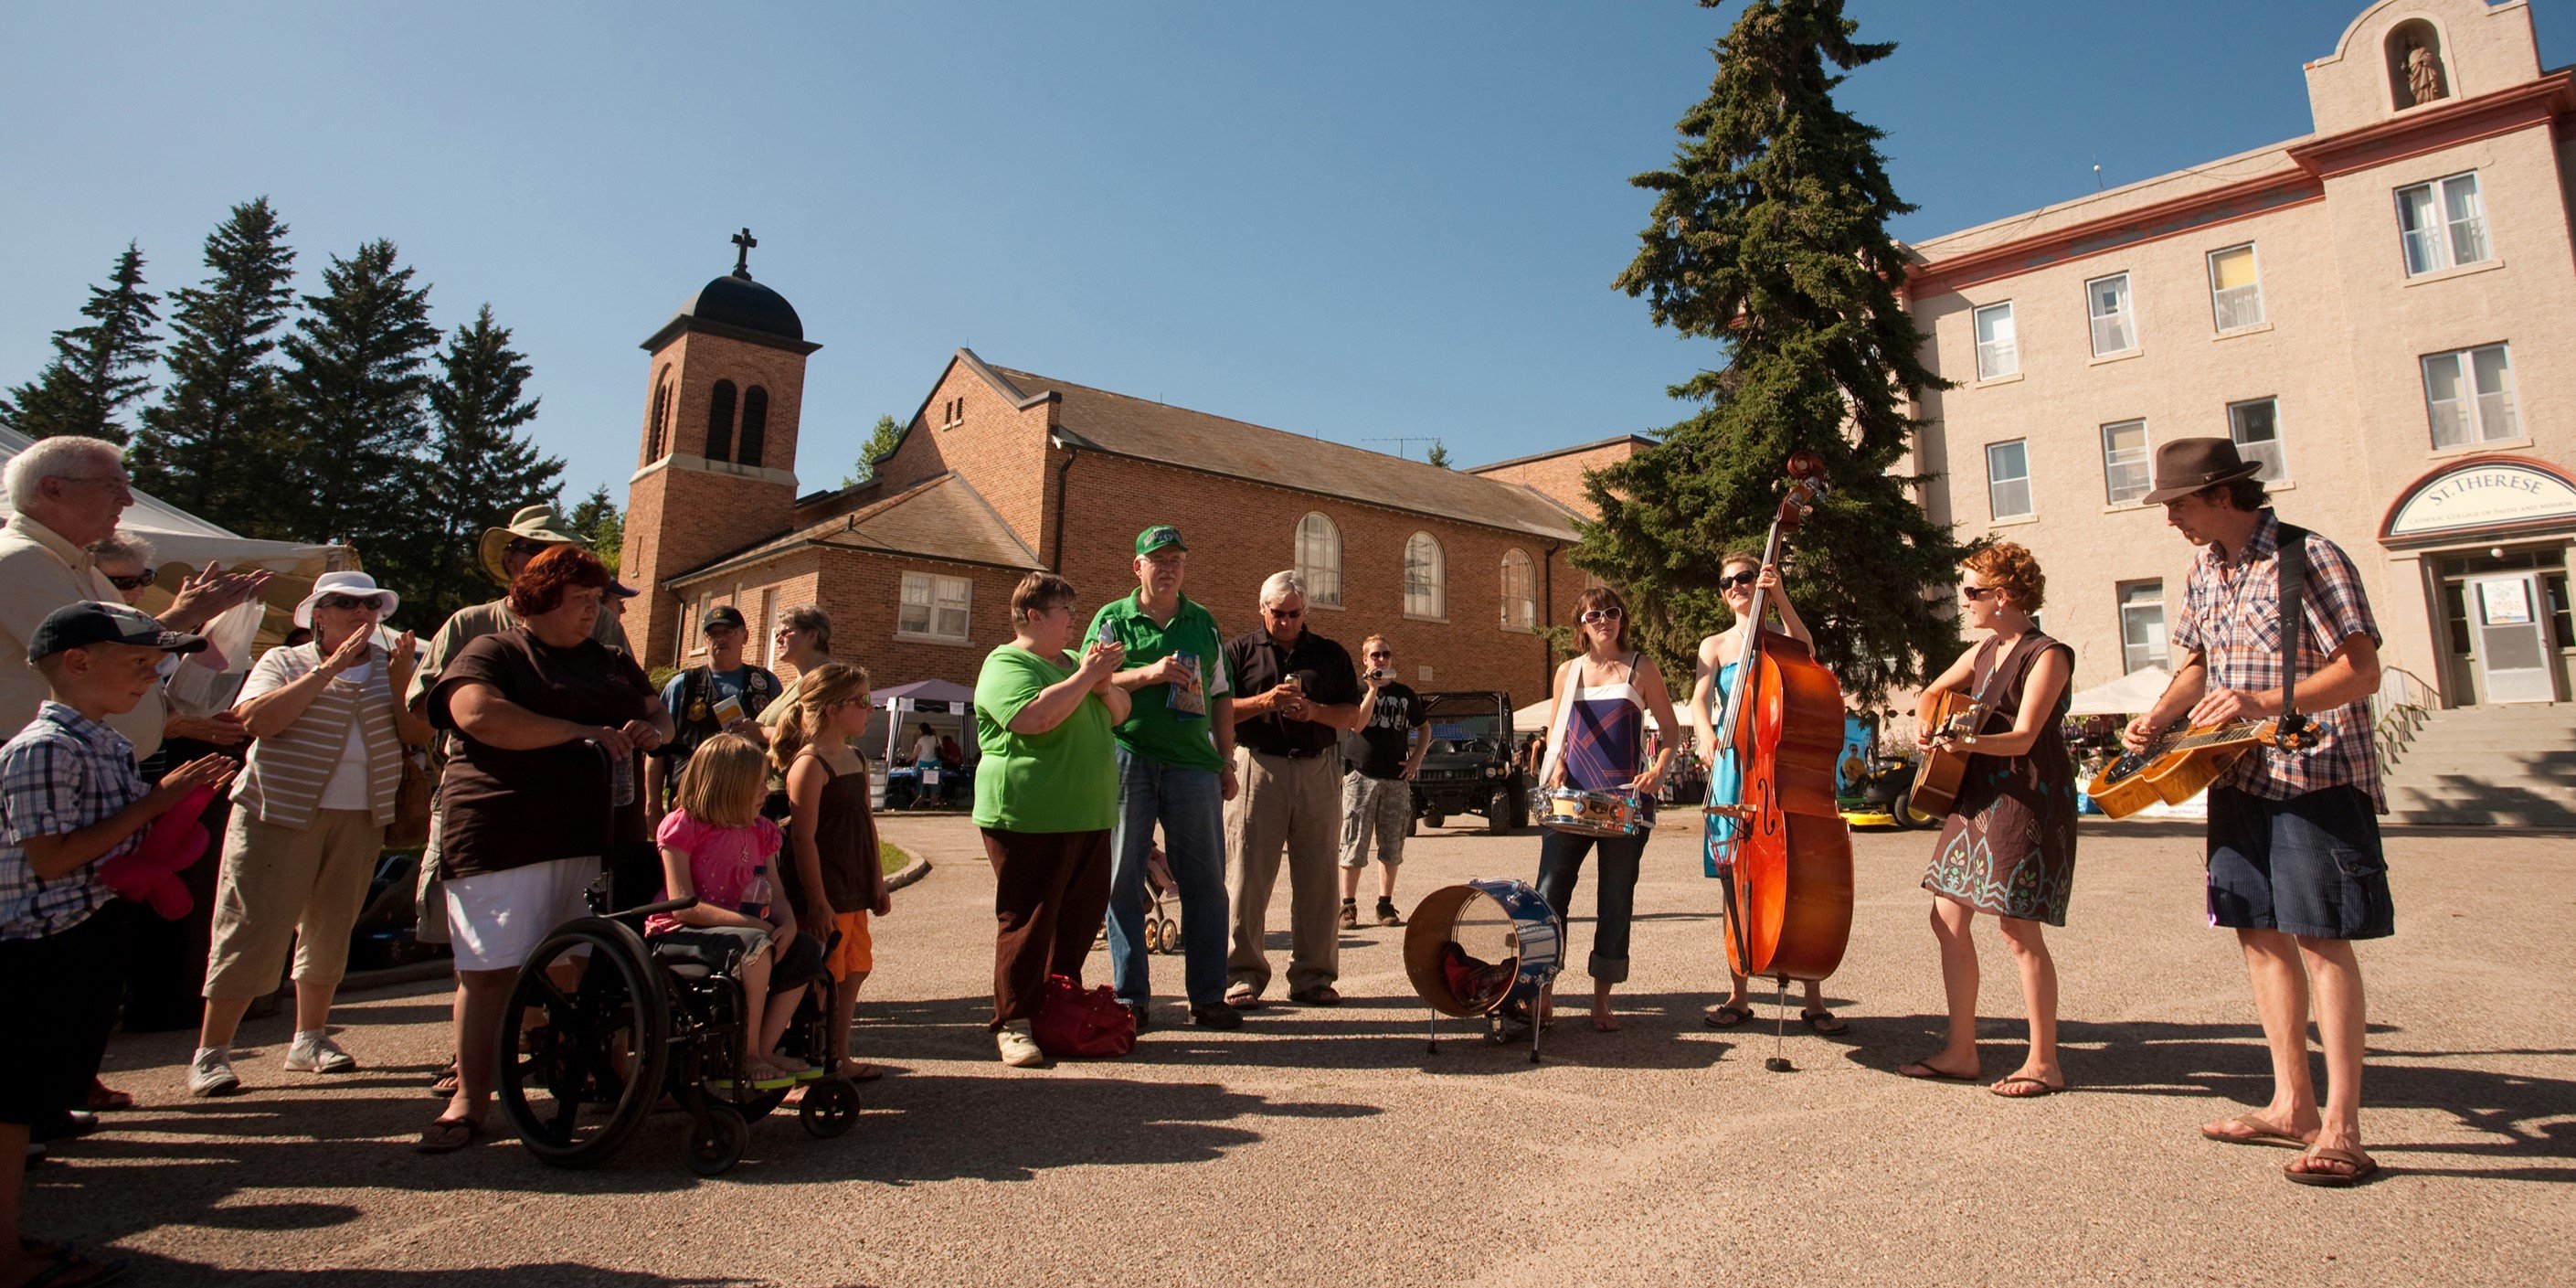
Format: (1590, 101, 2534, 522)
(387, 746, 435, 850)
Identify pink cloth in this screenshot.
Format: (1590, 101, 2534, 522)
(644, 811, 783, 936)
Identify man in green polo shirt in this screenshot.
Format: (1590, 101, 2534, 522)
(1087, 526, 1242, 1030)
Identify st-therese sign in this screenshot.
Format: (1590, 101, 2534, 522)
(2381, 455, 2576, 546)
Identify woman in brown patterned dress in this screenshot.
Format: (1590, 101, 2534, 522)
(1899, 543, 2077, 1097)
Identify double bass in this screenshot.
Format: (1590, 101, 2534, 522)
(1704, 452, 1855, 995)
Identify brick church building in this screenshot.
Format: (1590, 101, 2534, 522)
(619, 244, 1640, 707)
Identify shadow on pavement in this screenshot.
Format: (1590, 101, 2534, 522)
(109, 1258, 769, 1286)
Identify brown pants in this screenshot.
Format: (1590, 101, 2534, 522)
(983, 826, 1112, 1029)
(1225, 748, 1342, 997)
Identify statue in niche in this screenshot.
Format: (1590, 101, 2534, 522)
(2402, 35, 2448, 106)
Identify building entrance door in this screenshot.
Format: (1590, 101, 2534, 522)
(2465, 572, 2556, 703)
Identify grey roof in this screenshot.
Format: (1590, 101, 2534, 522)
(668, 471, 1043, 586)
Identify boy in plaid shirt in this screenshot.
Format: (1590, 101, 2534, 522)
(0, 603, 235, 1287)
(2124, 439, 2390, 1188)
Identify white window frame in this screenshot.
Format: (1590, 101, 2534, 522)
(2085, 271, 2137, 357)
(1972, 302, 2019, 379)
(2227, 397, 2289, 482)
(2395, 172, 2491, 277)
(1403, 532, 1446, 621)
(2116, 580, 2168, 675)
(2100, 420, 2152, 506)
(1986, 440, 2032, 521)
(2206, 244, 2265, 332)
(1295, 513, 1343, 609)
(2421, 343, 2519, 449)
(1500, 548, 1537, 633)
(897, 570, 973, 644)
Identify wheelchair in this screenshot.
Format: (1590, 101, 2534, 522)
(494, 893, 863, 1176)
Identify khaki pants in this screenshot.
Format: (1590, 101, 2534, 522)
(204, 807, 388, 999)
(1224, 749, 1342, 997)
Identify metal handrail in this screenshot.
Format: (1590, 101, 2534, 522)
(2371, 666, 2443, 765)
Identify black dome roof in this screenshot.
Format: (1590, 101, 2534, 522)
(672, 271, 804, 342)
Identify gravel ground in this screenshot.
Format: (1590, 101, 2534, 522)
(31, 813, 2573, 1287)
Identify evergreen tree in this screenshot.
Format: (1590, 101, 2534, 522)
(843, 413, 906, 486)
(1582, 0, 1963, 708)
(0, 243, 162, 443)
(281, 240, 442, 599)
(567, 484, 621, 577)
(419, 304, 562, 623)
(1425, 440, 1452, 469)
(133, 199, 298, 534)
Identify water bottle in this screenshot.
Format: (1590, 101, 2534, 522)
(609, 754, 636, 808)
(738, 864, 770, 919)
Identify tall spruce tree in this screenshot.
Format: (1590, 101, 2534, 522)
(1582, 0, 1962, 708)
(419, 304, 561, 623)
(567, 484, 621, 576)
(0, 243, 162, 443)
(133, 199, 298, 533)
(842, 413, 906, 486)
(281, 240, 441, 599)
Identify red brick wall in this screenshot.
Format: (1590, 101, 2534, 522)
(871, 360, 1060, 558)
(1470, 441, 1639, 521)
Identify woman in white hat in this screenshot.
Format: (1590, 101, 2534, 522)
(187, 572, 428, 1097)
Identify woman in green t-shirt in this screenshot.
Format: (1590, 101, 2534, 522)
(973, 572, 1131, 1067)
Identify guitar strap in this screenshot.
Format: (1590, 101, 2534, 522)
(2274, 522, 2314, 749)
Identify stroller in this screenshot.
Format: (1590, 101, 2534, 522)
(1097, 844, 1185, 954)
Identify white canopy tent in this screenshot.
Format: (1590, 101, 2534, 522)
(2066, 665, 2173, 717)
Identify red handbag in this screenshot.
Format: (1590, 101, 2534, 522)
(1032, 974, 1137, 1058)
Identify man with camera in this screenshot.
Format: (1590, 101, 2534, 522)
(1339, 633, 1425, 929)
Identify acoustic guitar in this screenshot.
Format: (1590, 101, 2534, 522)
(2084, 718, 2294, 819)
(1907, 687, 1986, 819)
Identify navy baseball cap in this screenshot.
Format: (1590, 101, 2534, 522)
(28, 601, 207, 663)
(704, 605, 747, 631)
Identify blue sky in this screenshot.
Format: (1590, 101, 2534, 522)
(4, 2, 2566, 505)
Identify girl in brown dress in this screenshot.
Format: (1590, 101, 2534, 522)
(774, 664, 893, 1082)
(1899, 543, 2077, 1096)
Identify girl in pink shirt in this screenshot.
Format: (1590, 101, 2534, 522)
(648, 734, 818, 1087)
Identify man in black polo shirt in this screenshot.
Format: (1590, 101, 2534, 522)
(1223, 570, 1366, 1006)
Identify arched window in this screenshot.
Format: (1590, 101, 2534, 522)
(738, 386, 769, 467)
(1500, 548, 1536, 633)
(1404, 532, 1445, 620)
(646, 367, 673, 462)
(705, 379, 737, 462)
(1295, 513, 1342, 608)
(2387, 18, 2450, 110)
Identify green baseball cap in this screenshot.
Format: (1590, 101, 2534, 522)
(1134, 525, 1187, 556)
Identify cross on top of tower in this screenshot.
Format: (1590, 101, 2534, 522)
(731, 228, 758, 279)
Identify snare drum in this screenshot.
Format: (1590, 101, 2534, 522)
(1402, 878, 1565, 1017)
(1532, 787, 1650, 837)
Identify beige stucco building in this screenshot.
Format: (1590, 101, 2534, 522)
(1903, 0, 2576, 708)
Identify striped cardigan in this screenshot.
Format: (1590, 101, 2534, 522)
(231, 643, 404, 830)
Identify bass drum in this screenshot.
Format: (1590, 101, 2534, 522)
(1401, 878, 1564, 1018)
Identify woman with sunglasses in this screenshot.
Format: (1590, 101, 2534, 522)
(1690, 553, 1845, 1034)
(1533, 586, 1680, 1032)
(1900, 541, 2077, 1097)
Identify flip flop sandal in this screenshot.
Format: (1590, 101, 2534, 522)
(2200, 1115, 2312, 1150)
(841, 1063, 885, 1083)
(413, 1116, 482, 1155)
(1703, 1004, 1757, 1029)
(1896, 1059, 1981, 1081)
(427, 1055, 460, 1099)
(1800, 1009, 1849, 1035)
(2284, 1144, 2380, 1187)
(1988, 1075, 2065, 1098)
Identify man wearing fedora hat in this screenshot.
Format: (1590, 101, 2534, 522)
(2121, 436, 2390, 1187)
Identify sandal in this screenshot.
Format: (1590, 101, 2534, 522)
(1702, 1003, 1756, 1029)
(1799, 1008, 1849, 1035)
(1988, 1075, 2064, 1098)
(2284, 1144, 2380, 1187)
(2200, 1114, 2313, 1150)
(413, 1115, 482, 1155)
(836, 1061, 885, 1083)
(428, 1056, 460, 1100)
(1896, 1057, 1980, 1081)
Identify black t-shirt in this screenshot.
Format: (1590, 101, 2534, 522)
(1224, 627, 1362, 758)
(429, 628, 657, 878)
(1352, 682, 1426, 779)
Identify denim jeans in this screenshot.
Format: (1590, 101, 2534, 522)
(1535, 826, 1648, 984)
(1108, 748, 1231, 1008)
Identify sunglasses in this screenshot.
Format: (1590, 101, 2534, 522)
(1719, 569, 1761, 591)
(505, 538, 556, 559)
(1581, 607, 1623, 623)
(1960, 585, 1998, 601)
(314, 594, 381, 612)
(1364, 651, 1391, 660)
(105, 571, 156, 591)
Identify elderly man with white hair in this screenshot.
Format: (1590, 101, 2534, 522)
(1222, 569, 1367, 1007)
(0, 435, 268, 760)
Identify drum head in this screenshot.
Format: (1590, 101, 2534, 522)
(1402, 884, 1523, 1018)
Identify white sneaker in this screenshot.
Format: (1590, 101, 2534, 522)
(282, 1032, 356, 1074)
(996, 1021, 1044, 1068)
(187, 1048, 239, 1097)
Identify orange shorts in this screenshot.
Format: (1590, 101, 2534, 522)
(825, 910, 873, 979)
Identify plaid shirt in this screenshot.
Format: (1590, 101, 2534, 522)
(2168, 512, 2384, 811)
(0, 702, 147, 941)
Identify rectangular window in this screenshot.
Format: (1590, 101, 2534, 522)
(2227, 398, 2287, 481)
(2207, 244, 2264, 331)
(2100, 420, 2151, 505)
(1986, 440, 2032, 520)
(1973, 302, 2018, 379)
(2086, 272, 2136, 357)
(2117, 580, 2168, 674)
(2422, 344, 2519, 448)
(898, 571, 973, 643)
(2397, 173, 2490, 276)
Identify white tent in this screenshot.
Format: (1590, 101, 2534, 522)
(2067, 665, 2173, 717)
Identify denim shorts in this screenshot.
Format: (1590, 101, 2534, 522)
(2206, 785, 2394, 941)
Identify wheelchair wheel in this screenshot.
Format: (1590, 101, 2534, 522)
(496, 918, 670, 1170)
(686, 1104, 747, 1176)
(799, 1078, 860, 1139)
